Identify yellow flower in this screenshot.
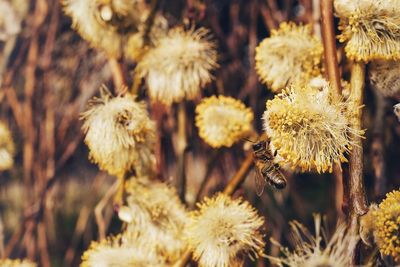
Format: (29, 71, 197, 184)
(136, 27, 218, 105)
(0, 121, 15, 171)
(263, 84, 360, 173)
(335, 0, 400, 61)
(186, 193, 265, 267)
(63, 0, 152, 58)
(268, 214, 356, 267)
(81, 88, 156, 176)
(0, 259, 36, 267)
(372, 189, 400, 262)
(195, 95, 254, 148)
(255, 22, 323, 93)
(81, 233, 164, 267)
(369, 59, 400, 97)
(119, 177, 188, 264)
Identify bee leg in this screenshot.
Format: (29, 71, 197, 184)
(273, 150, 278, 157)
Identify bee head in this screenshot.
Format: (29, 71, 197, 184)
(252, 141, 264, 151)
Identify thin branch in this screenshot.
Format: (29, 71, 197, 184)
(320, 0, 341, 97)
(95, 181, 119, 241)
(348, 61, 369, 264)
(176, 102, 188, 203)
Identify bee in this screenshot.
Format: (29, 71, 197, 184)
(251, 139, 287, 195)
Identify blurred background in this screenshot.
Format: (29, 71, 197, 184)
(0, 0, 399, 266)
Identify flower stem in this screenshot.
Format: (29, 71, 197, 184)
(108, 57, 126, 93)
(176, 102, 188, 203)
(320, 0, 345, 218)
(320, 0, 341, 98)
(348, 61, 369, 263)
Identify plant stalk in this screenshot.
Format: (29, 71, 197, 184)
(348, 61, 369, 264)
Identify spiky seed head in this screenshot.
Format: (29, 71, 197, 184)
(136, 27, 218, 105)
(371, 189, 400, 262)
(263, 84, 362, 173)
(0, 121, 15, 171)
(369, 59, 400, 98)
(119, 178, 188, 264)
(186, 193, 265, 267)
(268, 214, 357, 267)
(195, 95, 254, 148)
(335, 0, 400, 61)
(81, 88, 156, 176)
(255, 22, 323, 92)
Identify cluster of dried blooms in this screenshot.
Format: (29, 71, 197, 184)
(3, 0, 400, 266)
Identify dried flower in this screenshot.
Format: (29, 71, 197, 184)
(263, 84, 360, 173)
(81, 88, 156, 176)
(0, 259, 36, 267)
(268, 214, 356, 267)
(119, 177, 188, 264)
(369, 59, 400, 98)
(371, 189, 400, 262)
(0, 0, 21, 41)
(195, 95, 254, 148)
(81, 233, 164, 267)
(136, 27, 218, 105)
(335, 0, 400, 61)
(0, 121, 15, 171)
(186, 193, 265, 267)
(63, 0, 150, 57)
(255, 22, 323, 92)
(394, 103, 400, 122)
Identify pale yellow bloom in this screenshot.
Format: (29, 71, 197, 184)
(263, 84, 360, 173)
(119, 177, 188, 264)
(195, 95, 254, 148)
(369, 59, 400, 97)
(335, 0, 400, 61)
(136, 27, 218, 105)
(0, 259, 36, 267)
(0, 121, 15, 171)
(186, 193, 265, 267)
(63, 0, 152, 57)
(0, 0, 21, 41)
(81, 88, 156, 176)
(255, 22, 323, 92)
(371, 189, 400, 262)
(81, 233, 164, 267)
(268, 215, 356, 267)
(394, 103, 400, 121)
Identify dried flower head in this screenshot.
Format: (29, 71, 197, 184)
(81, 88, 156, 176)
(0, 0, 21, 41)
(371, 189, 400, 262)
(255, 22, 323, 92)
(119, 178, 188, 264)
(186, 193, 265, 267)
(63, 0, 150, 57)
(0, 259, 37, 267)
(394, 103, 400, 121)
(268, 214, 356, 267)
(335, 0, 400, 61)
(0, 122, 15, 171)
(195, 95, 254, 148)
(136, 27, 218, 105)
(369, 59, 400, 98)
(81, 233, 164, 267)
(263, 84, 360, 173)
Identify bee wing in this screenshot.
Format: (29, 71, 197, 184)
(254, 167, 267, 196)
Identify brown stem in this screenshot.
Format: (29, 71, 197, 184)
(108, 57, 127, 92)
(320, 0, 341, 97)
(176, 102, 188, 203)
(348, 62, 369, 264)
(320, 0, 346, 220)
(223, 153, 254, 195)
